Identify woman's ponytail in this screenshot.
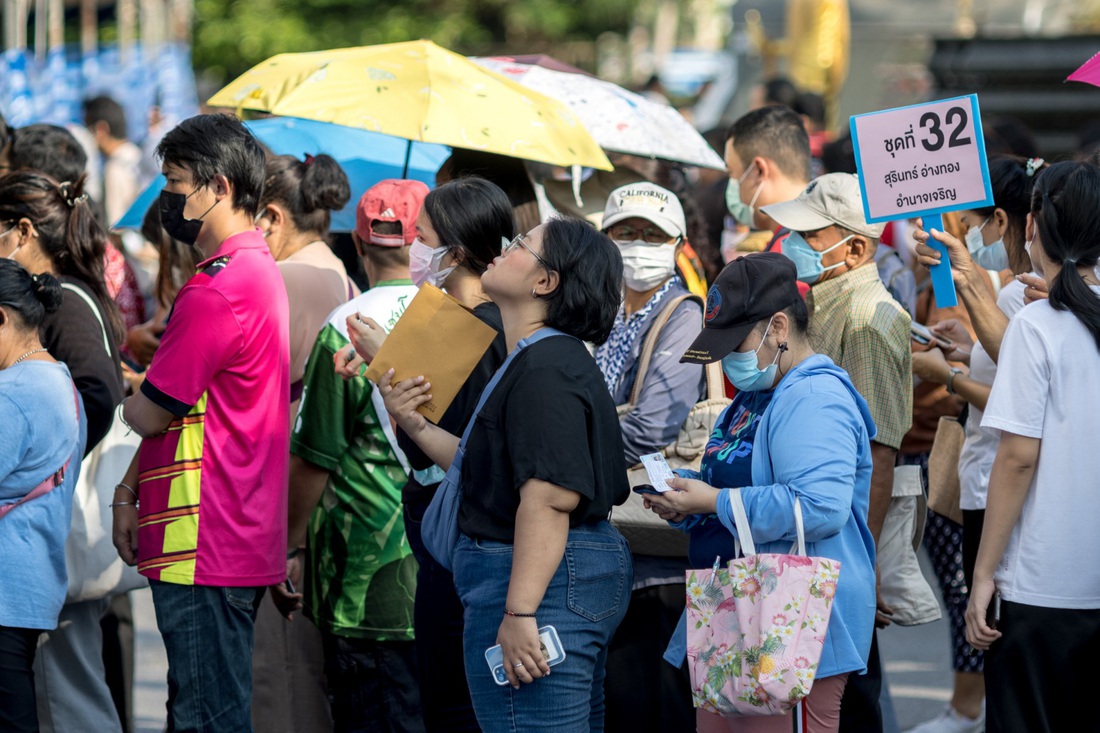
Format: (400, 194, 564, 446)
(1031, 161, 1100, 349)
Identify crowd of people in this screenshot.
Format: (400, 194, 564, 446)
(0, 71, 1097, 733)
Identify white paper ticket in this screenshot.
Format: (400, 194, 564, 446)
(639, 453, 675, 492)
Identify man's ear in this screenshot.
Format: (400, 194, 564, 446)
(845, 234, 869, 264)
(211, 173, 232, 200)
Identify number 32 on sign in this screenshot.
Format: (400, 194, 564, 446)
(850, 93, 994, 308)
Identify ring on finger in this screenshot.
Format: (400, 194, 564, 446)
(513, 662, 524, 668)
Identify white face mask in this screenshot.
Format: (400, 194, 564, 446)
(617, 240, 677, 291)
(408, 238, 456, 288)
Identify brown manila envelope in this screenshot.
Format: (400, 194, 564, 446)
(364, 284, 498, 423)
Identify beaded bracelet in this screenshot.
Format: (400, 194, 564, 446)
(504, 609, 537, 618)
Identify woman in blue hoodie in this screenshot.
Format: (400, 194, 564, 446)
(647, 252, 877, 733)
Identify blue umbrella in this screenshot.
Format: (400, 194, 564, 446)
(113, 117, 451, 232)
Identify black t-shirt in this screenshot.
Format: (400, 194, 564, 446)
(457, 336, 630, 543)
(40, 276, 125, 455)
(398, 301, 508, 512)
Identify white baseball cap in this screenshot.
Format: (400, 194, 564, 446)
(761, 173, 886, 240)
(601, 182, 687, 239)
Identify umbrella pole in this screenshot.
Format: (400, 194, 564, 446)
(402, 140, 412, 179)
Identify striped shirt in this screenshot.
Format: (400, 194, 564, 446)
(806, 262, 912, 449)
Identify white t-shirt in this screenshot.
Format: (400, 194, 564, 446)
(982, 285, 1100, 609)
(958, 278, 1028, 510)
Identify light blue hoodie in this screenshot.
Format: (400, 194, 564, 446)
(664, 354, 877, 679)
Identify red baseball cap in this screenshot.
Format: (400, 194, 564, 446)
(354, 179, 430, 247)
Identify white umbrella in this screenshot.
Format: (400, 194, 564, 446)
(472, 56, 727, 171)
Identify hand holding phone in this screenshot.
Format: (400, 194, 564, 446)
(986, 590, 1001, 630)
(485, 625, 566, 686)
(911, 322, 953, 350)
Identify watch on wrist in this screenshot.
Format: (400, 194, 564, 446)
(946, 367, 964, 394)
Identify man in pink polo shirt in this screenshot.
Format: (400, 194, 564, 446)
(111, 113, 289, 732)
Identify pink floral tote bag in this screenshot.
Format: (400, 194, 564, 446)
(685, 491, 841, 717)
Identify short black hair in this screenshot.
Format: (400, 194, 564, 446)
(727, 106, 811, 182)
(821, 131, 857, 174)
(761, 77, 800, 109)
(84, 95, 128, 139)
(539, 218, 622, 345)
(0, 259, 63, 331)
(11, 124, 88, 184)
(422, 177, 515, 276)
(796, 91, 826, 127)
(260, 154, 350, 235)
(156, 114, 266, 217)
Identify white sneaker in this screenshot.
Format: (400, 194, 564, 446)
(903, 705, 984, 733)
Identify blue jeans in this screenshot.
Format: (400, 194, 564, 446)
(150, 580, 262, 733)
(452, 522, 633, 733)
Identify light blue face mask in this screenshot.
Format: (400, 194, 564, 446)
(783, 231, 854, 284)
(965, 219, 1009, 270)
(725, 166, 762, 227)
(972, 239, 1008, 270)
(720, 318, 781, 392)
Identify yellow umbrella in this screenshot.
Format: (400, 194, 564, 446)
(208, 39, 613, 171)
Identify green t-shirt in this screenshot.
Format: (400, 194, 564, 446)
(290, 282, 419, 640)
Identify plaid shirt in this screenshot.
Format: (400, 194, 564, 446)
(807, 262, 913, 449)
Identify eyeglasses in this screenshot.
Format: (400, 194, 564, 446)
(606, 224, 679, 245)
(503, 233, 552, 270)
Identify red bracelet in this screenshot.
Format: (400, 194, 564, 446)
(504, 608, 537, 618)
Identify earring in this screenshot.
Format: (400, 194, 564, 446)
(531, 287, 539, 299)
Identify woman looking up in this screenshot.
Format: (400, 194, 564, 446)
(382, 218, 633, 732)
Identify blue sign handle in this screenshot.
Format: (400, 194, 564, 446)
(922, 214, 959, 308)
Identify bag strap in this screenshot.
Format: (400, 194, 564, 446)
(457, 328, 576, 449)
(62, 283, 111, 356)
(625, 294, 703, 410)
(0, 383, 80, 520)
(727, 488, 806, 557)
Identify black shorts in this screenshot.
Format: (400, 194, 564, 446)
(986, 599, 1100, 733)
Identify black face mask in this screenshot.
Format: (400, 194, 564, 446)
(159, 189, 217, 246)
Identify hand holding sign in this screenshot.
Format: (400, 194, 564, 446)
(911, 217, 980, 287)
(851, 94, 993, 308)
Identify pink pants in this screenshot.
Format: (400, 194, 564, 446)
(695, 673, 849, 733)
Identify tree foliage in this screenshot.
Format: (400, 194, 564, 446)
(193, 0, 640, 84)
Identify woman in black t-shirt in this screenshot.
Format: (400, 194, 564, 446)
(383, 217, 633, 732)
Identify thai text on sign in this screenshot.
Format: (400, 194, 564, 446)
(850, 94, 993, 224)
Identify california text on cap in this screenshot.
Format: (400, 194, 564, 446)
(681, 252, 802, 364)
(601, 182, 687, 239)
(355, 179, 430, 247)
(760, 173, 886, 240)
